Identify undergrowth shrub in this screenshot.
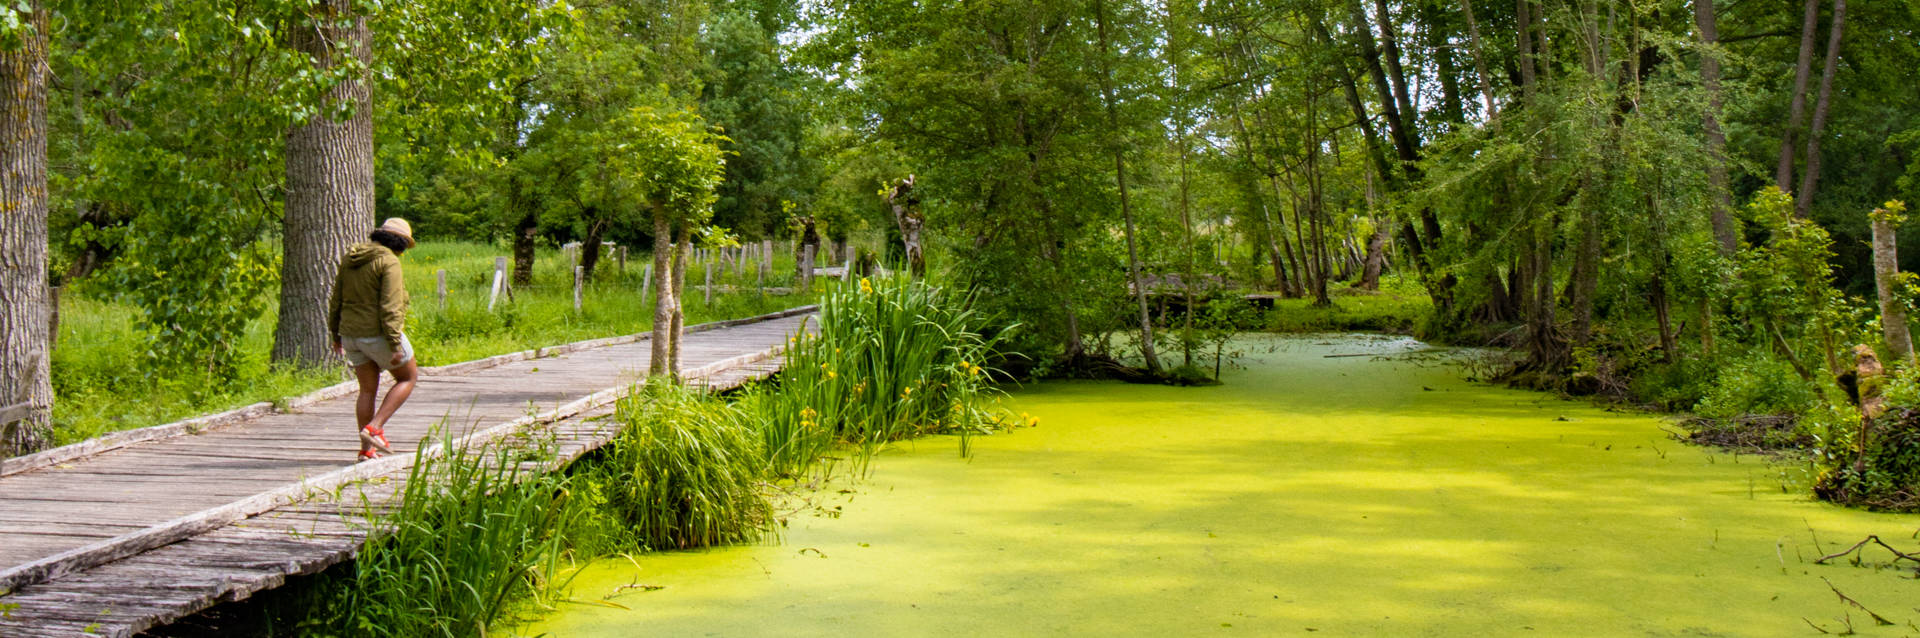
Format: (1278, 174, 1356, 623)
(1815, 368, 1920, 510)
(1693, 353, 1819, 419)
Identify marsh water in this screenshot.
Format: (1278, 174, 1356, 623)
(518, 335, 1918, 636)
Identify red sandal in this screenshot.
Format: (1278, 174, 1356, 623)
(360, 426, 392, 454)
(357, 449, 383, 462)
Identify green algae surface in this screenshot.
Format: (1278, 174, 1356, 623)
(519, 335, 1920, 636)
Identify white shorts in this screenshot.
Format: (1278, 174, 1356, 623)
(341, 334, 415, 370)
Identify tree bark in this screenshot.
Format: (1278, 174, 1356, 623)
(1461, 0, 1500, 122)
(1, 0, 52, 455)
(274, 0, 374, 367)
(512, 209, 537, 287)
(648, 205, 675, 377)
(1696, 0, 1737, 254)
(1871, 211, 1913, 363)
(1371, 0, 1417, 140)
(1775, 0, 1821, 191)
(580, 217, 605, 282)
(1516, 0, 1538, 93)
(1793, 0, 1845, 219)
(669, 228, 690, 376)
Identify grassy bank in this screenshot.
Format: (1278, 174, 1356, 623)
(1260, 275, 1433, 334)
(47, 241, 815, 447)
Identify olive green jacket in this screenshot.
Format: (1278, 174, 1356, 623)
(328, 243, 409, 348)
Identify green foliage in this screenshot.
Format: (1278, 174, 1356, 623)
(576, 384, 773, 552)
(1264, 277, 1433, 334)
(1692, 352, 1821, 420)
(701, 8, 816, 239)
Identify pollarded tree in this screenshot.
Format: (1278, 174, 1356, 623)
(602, 106, 726, 378)
(1, 1, 51, 454)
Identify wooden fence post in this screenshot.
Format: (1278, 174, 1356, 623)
(799, 243, 815, 291)
(762, 239, 773, 273)
(436, 269, 447, 310)
(704, 262, 714, 307)
(641, 263, 654, 302)
(757, 262, 766, 296)
(488, 257, 507, 311)
(574, 266, 584, 312)
(618, 246, 628, 274)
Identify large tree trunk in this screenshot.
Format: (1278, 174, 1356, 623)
(273, 0, 374, 367)
(1793, 0, 1846, 219)
(580, 217, 605, 282)
(1696, 0, 1737, 254)
(648, 205, 675, 377)
(512, 209, 537, 287)
(1370, 0, 1416, 140)
(1, 0, 51, 455)
(1775, 0, 1822, 191)
(1516, 0, 1538, 92)
(1357, 224, 1389, 291)
(1872, 209, 1913, 363)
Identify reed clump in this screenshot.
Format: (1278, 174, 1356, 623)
(744, 274, 1012, 476)
(297, 433, 581, 637)
(573, 384, 775, 553)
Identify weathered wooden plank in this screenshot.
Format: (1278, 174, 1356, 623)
(0, 308, 809, 632)
(0, 617, 107, 638)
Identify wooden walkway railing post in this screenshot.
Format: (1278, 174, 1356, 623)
(488, 257, 507, 311)
(641, 263, 654, 302)
(436, 269, 447, 310)
(574, 266, 584, 312)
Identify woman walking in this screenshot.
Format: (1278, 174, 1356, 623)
(328, 218, 418, 461)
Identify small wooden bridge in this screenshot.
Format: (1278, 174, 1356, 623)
(0, 307, 815, 637)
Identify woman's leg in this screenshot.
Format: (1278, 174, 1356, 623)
(366, 360, 418, 433)
(353, 362, 382, 453)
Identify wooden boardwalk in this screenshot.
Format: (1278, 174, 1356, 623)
(0, 308, 814, 637)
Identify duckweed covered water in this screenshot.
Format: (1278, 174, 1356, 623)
(520, 335, 1919, 636)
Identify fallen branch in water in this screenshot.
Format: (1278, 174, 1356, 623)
(1814, 535, 1920, 566)
(1822, 577, 1895, 626)
(1323, 348, 1441, 359)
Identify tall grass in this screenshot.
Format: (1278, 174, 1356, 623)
(302, 431, 581, 637)
(573, 384, 774, 553)
(744, 275, 1011, 476)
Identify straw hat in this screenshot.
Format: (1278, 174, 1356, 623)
(378, 218, 416, 248)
